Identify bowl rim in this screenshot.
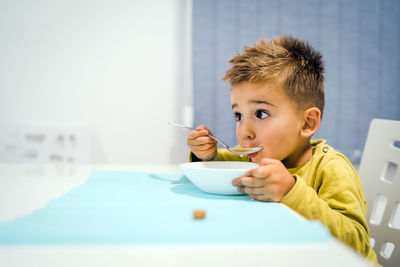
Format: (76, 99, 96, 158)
(179, 161, 258, 171)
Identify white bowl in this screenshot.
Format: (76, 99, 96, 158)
(179, 161, 259, 195)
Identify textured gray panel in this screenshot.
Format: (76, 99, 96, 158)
(357, 0, 381, 160)
(237, 0, 259, 47)
(297, 0, 321, 45)
(258, 0, 281, 38)
(192, 0, 400, 162)
(193, 0, 216, 130)
(316, 0, 340, 146)
(279, 0, 300, 36)
(214, 0, 238, 146)
(337, 0, 360, 158)
(380, 0, 400, 119)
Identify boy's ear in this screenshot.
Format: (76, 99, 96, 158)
(300, 107, 321, 138)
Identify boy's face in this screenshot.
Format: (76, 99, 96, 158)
(231, 81, 306, 165)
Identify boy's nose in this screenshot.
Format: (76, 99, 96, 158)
(240, 120, 256, 140)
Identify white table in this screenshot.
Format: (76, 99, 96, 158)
(0, 163, 374, 267)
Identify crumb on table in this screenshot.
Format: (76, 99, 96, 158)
(193, 210, 206, 219)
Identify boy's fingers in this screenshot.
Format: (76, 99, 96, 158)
(196, 125, 214, 135)
(251, 169, 268, 179)
(245, 167, 268, 179)
(187, 136, 217, 147)
(243, 186, 265, 195)
(188, 130, 209, 140)
(196, 125, 207, 131)
(250, 163, 276, 179)
(249, 194, 272, 202)
(191, 143, 216, 151)
(232, 177, 264, 187)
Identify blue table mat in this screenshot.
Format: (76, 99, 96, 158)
(0, 171, 331, 244)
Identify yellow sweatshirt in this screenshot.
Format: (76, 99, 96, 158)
(190, 139, 378, 264)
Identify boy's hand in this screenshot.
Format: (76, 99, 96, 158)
(187, 125, 217, 160)
(232, 158, 296, 202)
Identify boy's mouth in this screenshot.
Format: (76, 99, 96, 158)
(239, 144, 263, 158)
(247, 152, 258, 158)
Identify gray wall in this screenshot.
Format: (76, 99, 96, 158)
(192, 0, 400, 163)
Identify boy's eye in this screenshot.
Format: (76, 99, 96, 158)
(256, 110, 269, 119)
(234, 112, 242, 121)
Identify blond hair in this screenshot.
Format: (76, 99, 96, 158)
(222, 35, 325, 116)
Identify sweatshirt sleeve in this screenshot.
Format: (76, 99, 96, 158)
(281, 157, 374, 259)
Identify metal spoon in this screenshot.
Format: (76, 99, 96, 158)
(168, 122, 263, 156)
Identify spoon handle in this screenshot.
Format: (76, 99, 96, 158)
(168, 122, 229, 149)
(168, 122, 194, 131)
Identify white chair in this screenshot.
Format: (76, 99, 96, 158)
(0, 122, 91, 163)
(359, 119, 400, 267)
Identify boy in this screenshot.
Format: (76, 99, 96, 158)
(187, 35, 378, 264)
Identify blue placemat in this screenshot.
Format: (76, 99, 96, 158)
(0, 171, 331, 244)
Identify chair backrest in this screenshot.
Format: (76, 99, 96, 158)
(0, 122, 91, 163)
(359, 119, 400, 267)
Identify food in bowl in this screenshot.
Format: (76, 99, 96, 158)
(179, 161, 259, 195)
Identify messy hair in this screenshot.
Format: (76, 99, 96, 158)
(222, 35, 325, 116)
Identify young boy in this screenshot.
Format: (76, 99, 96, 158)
(187, 35, 378, 264)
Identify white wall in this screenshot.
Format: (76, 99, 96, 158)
(0, 0, 191, 164)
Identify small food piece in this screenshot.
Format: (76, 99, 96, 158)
(193, 209, 206, 219)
